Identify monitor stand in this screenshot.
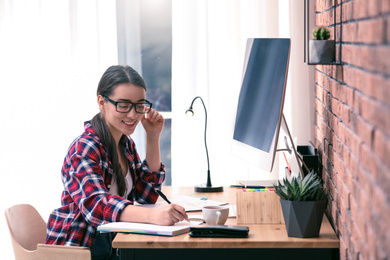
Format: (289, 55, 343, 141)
(236, 114, 310, 186)
(280, 114, 310, 178)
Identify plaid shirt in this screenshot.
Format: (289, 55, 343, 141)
(45, 121, 165, 247)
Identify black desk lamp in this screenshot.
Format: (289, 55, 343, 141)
(186, 96, 223, 192)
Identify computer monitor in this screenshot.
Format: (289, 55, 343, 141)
(231, 38, 291, 172)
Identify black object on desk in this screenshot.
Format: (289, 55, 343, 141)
(297, 142, 321, 177)
(189, 225, 249, 238)
(230, 184, 267, 189)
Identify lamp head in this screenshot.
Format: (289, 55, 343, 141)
(185, 107, 194, 117)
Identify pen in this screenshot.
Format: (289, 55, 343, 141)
(230, 184, 266, 189)
(283, 152, 291, 176)
(230, 185, 245, 188)
(156, 189, 190, 223)
(156, 189, 171, 204)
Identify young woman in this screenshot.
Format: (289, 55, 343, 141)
(45, 65, 187, 259)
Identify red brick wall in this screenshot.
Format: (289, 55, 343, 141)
(313, 0, 390, 259)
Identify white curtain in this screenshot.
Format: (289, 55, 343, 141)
(0, 1, 117, 258)
(171, 0, 313, 186)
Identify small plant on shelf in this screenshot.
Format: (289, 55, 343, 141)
(273, 171, 328, 201)
(308, 25, 335, 64)
(312, 26, 330, 40)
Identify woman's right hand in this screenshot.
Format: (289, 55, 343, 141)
(119, 203, 188, 226)
(150, 204, 188, 226)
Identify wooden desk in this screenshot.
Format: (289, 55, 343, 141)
(113, 186, 339, 260)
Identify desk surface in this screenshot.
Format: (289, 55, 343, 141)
(113, 186, 339, 249)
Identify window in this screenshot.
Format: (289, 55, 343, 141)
(116, 0, 172, 185)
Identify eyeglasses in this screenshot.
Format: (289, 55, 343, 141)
(103, 96, 152, 114)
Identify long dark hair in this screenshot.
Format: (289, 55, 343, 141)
(91, 65, 146, 197)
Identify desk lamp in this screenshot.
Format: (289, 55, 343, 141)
(186, 96, 223, 192)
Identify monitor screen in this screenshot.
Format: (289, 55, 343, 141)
(231, 38, 291, 172)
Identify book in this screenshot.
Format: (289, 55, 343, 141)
(97, 220, 202, 237)
(136, 195, 228, 212)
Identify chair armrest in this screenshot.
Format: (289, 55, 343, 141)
(37, 244, 89, 250)
(36, 244, 91, 260)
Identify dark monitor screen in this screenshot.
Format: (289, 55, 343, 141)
(231, 38, 291, 172)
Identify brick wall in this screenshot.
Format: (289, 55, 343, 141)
(313, 0, 390, 259)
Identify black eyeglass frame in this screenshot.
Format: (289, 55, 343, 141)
(103, 96, 152, 114)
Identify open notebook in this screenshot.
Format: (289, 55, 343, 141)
(97, 220, 202, 236)
(137, 196, 229, 212)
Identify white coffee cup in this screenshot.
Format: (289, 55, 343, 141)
(202, 206, 229, 225)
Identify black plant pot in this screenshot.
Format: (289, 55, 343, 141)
(309, 40, 335, 64)
(280, 199, 327, 238)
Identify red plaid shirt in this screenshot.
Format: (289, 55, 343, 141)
(45, 122, 165, 247)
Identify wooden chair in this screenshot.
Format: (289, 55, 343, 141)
(5, 204, 90, 260)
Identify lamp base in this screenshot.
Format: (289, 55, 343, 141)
(194, 184, 224, 193)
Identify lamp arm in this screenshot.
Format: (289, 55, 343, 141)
(190, 96, 212, 187)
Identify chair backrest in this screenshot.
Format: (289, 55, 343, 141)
(5, 204, 47, 251)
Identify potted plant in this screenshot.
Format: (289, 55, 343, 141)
(309, 26, 335, 64)
(273, 171, 328, 238)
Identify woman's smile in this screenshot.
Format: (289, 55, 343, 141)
(122, 120, 137, 129)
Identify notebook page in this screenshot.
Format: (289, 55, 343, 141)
(170, 196, 229, 211)
(136, 196, 228, 212)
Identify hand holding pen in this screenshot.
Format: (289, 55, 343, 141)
(156, 189, 190, 223)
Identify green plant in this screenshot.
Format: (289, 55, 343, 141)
(312, 26, 330, 40)
(273, 171, 328, 201)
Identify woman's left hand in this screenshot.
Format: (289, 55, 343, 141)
(141, 108, 164, 137)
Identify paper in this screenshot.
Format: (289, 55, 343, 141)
(97, 220, 202, 236)
(137, 195, 229, 212)
(228, 205, 237, 217)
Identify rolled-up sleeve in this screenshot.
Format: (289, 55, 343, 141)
(133, 160, 165, 204)
(126, 137, 166, 204)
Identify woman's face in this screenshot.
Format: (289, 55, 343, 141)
(98, 83, 146, 142)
